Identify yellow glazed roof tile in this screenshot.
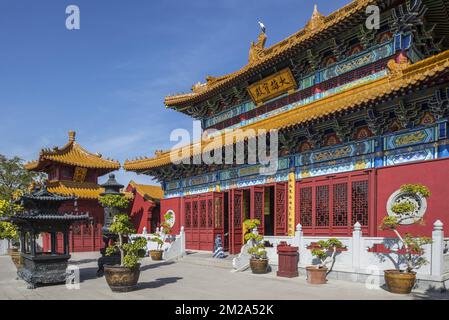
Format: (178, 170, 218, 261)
(128, 181, 164, 200)
(47, 180, 133, 200)
(125, 49, 449, 171)
(165, 0, 377, 107)
(47, 181, 104, 200)
(25, 131, 121, 172)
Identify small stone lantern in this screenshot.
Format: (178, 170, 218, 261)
(97, 174, 125, 276)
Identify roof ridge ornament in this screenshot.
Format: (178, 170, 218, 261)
(387, 53, 411, 79)
(249, 27, 267, 65)
(68, 130, 76, 142)
(305, 4, 325, 32)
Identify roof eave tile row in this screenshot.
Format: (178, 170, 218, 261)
(164, 0, 378, 108)
(125, 49, 449, 172)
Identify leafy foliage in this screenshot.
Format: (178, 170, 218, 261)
(149, 236, 164, 251)
(243, 219, 266, 260)
(0, 155, 45, 200)
(379, 183, 433, 273)
(243, 219, 261, 231)
(309, 238, 345, 269)
(391, 201, 416, 215)
(400, 184, 431, 198)
(105, 214, 147, 268)
(98, 195, 129, 209)
(160, 211, 174, 235)
(0, 200, 22, 241)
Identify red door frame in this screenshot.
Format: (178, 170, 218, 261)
(229, 189, 243, 255)
(250, 186, 265, 235)
(274, 182, 288, 236)
(183, 192, 225, 251)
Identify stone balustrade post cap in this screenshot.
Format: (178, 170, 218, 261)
(433, 220, 444, 230)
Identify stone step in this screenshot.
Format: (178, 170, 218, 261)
(179, 251, 235, 269)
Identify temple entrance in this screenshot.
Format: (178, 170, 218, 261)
(223, 192, 229, 251)
(183, 192, 224, 251)
(228, 182, 287, 254)
(264, 186, 275, 236)
(182, 183, 287, 254)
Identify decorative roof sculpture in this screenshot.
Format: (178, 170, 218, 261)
(164, 0, 378, 109)
(125, 48, 449, 171)
(25, 131, 120, 173)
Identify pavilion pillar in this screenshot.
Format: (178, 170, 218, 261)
(63, 227, 70, 255)
(287, 168, 296, 236)
(50, 232, 57, 254)
(30, 232, 36, 256)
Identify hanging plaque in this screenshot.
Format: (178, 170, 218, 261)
(247, 68, 297, 104)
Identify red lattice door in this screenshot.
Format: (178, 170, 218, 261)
(251, 186, 265, 235)
(230, 189, 243, 254)
(212, 192, 225, 251)
(274, 182, 287, 236)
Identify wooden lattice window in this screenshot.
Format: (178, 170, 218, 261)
(316, 185, 330, 227)
(214, 197, 222, 228)
(351, 181, 369, 226)
(233, 193, 242, 227)
(199, 200, 207, 228)
(254, 191, 264, 222)
(192, 201, 199, 228)
(333, 183, 348, 227)
(275, 187, 286, 231)
(299, 187, 313, 227)
(207, 199, 213, 228)
(185, 202, 192, 228)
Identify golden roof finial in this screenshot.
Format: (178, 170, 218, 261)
(68, 131, 76, 142)
(305, 4, 325, 31)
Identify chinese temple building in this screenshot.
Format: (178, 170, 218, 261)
(125, 181, 163, 233)
(125, 0, 449, 254)
(25, 131, 121, 252)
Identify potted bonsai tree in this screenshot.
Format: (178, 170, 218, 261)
(244, 219, 269, 274)
(0, 199, 23, 269)
(306, 238, 345, 284)
(380, 184, 432, 294)
(149, 211, 174, 261)
(149, 236, 164, 261)
(104, 214, 147, 292)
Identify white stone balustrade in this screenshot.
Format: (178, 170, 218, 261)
(130, 226, 186, 261)
(251, 220, 449, 290)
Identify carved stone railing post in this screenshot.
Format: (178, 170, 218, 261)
(431, 220, 444, 277)
(352, 222, 362, 271)
(180, 226, 186, 257)
(293, 224, 303, 247)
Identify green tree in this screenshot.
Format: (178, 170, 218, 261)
(106, 214, 147, 268)
(0, 155, 45, 200)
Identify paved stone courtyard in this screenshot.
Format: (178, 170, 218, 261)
(0, 252, 447, 300)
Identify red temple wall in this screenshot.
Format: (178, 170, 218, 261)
(125, 185, 160, 234)
(43, 199, 104, 253)
(160, 197, 182, 235)
(375, 158, 449, 237)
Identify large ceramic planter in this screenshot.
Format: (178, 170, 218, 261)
(150, 250, 163, 261)
(8, 248, 23, 269)
(250, 258, 269, 274)
(104, 264, 141, 293)
(384, 270, 416, 294)
(306, 266, 328, 284)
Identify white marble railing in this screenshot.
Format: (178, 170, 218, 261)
(130, 226, 186, 261)
(234, 220, 448, 280)
(0, 239, 8, 256)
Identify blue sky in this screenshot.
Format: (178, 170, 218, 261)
(0, 0, 351, 185)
